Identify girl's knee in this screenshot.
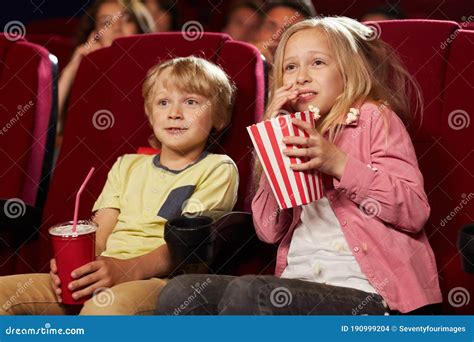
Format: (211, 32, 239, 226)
(156, 275, 205, 314)
(218, 275, 262, 314)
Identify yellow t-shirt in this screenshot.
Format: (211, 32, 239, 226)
(92, 152, 239, 259)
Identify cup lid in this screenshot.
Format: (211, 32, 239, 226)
(49, 220, 97, 237)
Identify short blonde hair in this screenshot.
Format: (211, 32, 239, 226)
(270, 16, 423, 141)
(142, 56, 235, 133)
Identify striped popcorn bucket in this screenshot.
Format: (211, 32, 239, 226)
(247, 111, 324, 209)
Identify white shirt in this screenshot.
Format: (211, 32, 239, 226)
(281, 197, 377, 294)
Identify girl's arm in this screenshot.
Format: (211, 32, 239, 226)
(252, 174, 293, 243)
(334, 109, 430, 233)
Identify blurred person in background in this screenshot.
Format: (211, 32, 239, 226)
(252, 0, 316, 65)
(222, 1, 264, 42)
(57, 0, 154, 142)
(361, 5, 405, 21)
(140, 0, 180, 32)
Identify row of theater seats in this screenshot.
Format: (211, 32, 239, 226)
(0, 20, 473, 314)
(0, 34, 57, 276)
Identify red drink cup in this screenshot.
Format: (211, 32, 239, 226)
(49, 220, 97, 305)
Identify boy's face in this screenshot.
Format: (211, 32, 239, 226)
(148, 68, 214, 156)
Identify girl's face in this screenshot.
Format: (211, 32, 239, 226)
(282, 28, 344, 116)
(95, 2, 138, 46)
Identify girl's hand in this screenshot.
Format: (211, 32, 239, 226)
(67, 256, 137, 300)
(282, 117, 348, 180)
(265, 83, 298, 118)
(49, 258, 62, 303)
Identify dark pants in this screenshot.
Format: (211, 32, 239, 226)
(156, 274, 389, 315)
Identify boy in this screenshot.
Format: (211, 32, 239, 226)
(0, 56, 239, 315)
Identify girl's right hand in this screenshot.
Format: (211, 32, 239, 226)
(265, 83, 298, 118)
(49, 258, 62, 303)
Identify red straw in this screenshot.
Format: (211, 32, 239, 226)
(73, 167, 95, 233)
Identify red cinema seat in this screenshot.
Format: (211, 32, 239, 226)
(436, 29, 474, 314)
(26, 34, 74, 72)
(26, 18, 80, 40)
(376, 20, 474, 313)
(30, 32, 268, 274)
(0, 34, 57, 275)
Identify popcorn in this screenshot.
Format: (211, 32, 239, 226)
(313, 262, 321, 275)
(345, 108, 360, 125)
(308, 105, 321, 120)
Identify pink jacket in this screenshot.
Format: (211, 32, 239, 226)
(251, 102, 442, 313)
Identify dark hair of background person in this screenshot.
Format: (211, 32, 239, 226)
(263, 0, 317, 19)
(223, 0, 264, 28)
(155, 0, 180, 30)
(76, 0, 154, 46)
(362, 5, 406, 21)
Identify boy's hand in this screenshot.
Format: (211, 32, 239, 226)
(282, 117, 348, 180)
(49, 258, 62, 303)
(67, 256, 137, 301)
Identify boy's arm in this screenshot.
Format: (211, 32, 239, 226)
(93, 208, 119, 256)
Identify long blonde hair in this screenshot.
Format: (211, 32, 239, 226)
(251, 16, 423, 192)
(269, 16, 423, 141)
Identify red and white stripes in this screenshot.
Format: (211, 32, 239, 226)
(248, 111, 323, 209)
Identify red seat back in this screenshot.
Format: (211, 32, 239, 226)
(26, 34, 74, 72)
(436, 29, 474, 314)
(26, 18, 80, 39)
(377, 20, 473, 313)
(0, 34, 56, 275)
(0, 33, 56, 207)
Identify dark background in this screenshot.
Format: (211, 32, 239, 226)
(1, 0, 472, 33)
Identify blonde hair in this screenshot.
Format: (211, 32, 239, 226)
(269, 16, 423, 141)
(142, 56, 236, 145)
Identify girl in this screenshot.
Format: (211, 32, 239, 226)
(156, 16, 443, 315)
